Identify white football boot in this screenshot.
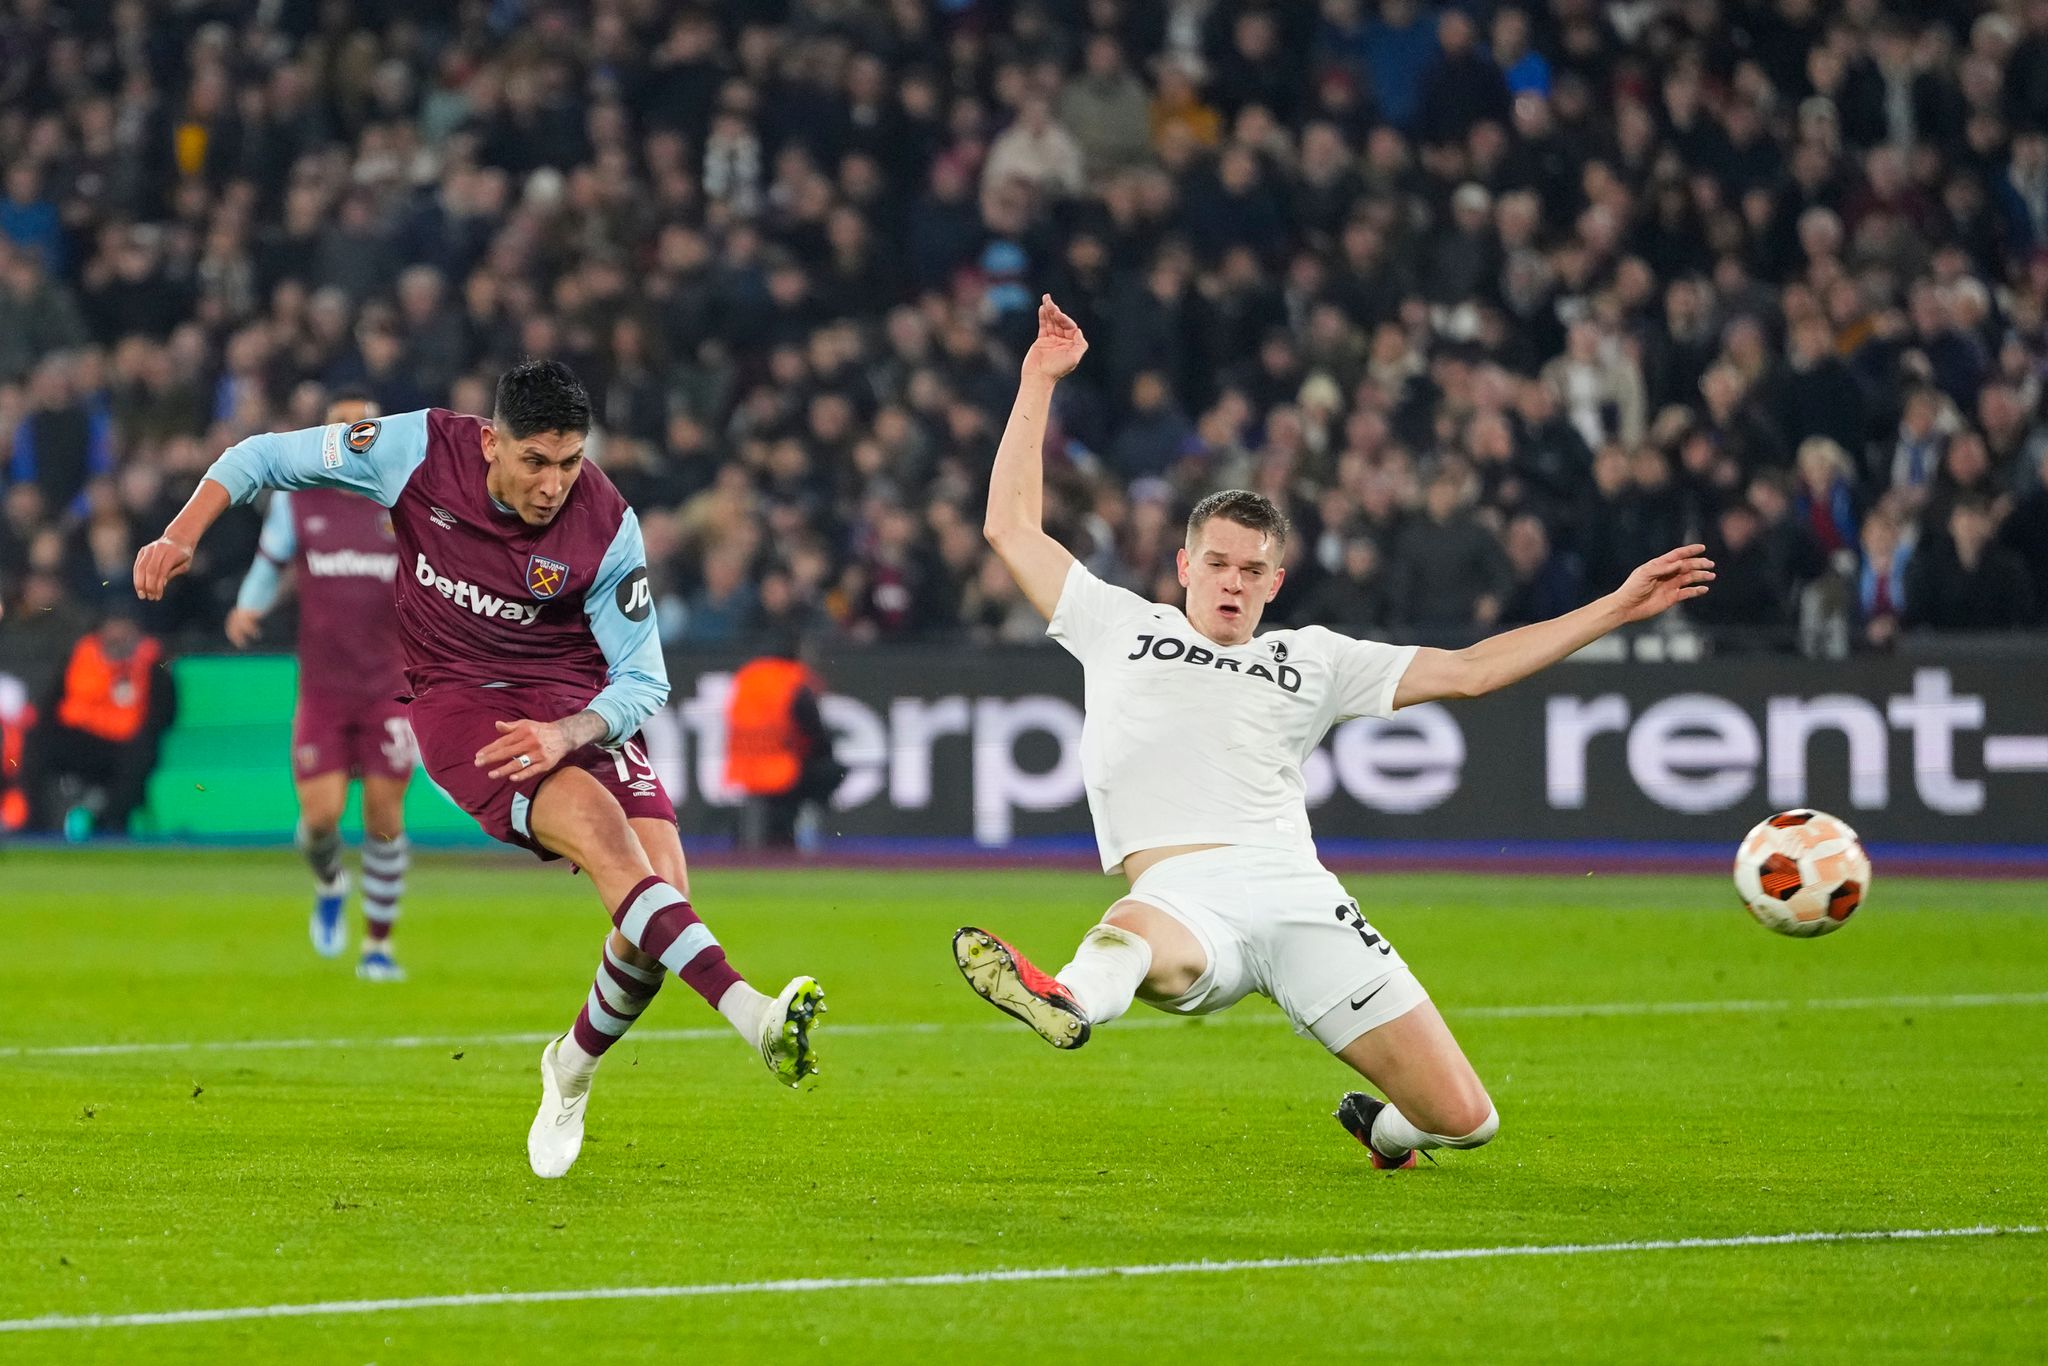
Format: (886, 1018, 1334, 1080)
(527, 1037, 590, 1179)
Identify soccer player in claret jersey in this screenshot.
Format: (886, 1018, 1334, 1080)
(955, 298, 1714, 1169)
(226, 393, 416, 981)
(136, 362, 824, 1179)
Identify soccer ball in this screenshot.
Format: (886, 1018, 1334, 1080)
(1733, 809, 1871, 937)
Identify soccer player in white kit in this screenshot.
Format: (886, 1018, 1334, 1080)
(954, 297, 1715, 1168)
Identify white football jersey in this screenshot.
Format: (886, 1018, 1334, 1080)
(1048, 561, 1418, 874)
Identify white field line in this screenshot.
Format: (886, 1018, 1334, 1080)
(1, 1224, 2038, 1334)
(4, 991, 2048, 1062)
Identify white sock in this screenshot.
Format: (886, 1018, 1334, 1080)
(716, 981, 771, 1041)
(1369, 1104, 1430, 1157)
(1054, 923, 1153, 1026)
(553, 1033, 601, 1098)
(1371, 1102, 1501, 1157)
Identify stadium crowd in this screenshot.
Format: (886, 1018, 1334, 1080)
(3, 0, 2048, 701)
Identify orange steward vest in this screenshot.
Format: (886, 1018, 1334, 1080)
(57, 634, 161, 743)
(724, 658, 816, 796)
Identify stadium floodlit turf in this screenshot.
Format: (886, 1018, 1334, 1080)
(1, 849, 2043, 1363)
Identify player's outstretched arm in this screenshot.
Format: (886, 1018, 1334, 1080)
(986, 295, 1087, 619)
(137, 414, 430, 601)
(1392, 544, 1715, 708)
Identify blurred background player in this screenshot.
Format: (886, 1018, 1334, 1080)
(955, 299, 1714, 1169)
(225, 392, 414, 982)
(135, 361, 824, 1180)
(723, 634, 846, 851)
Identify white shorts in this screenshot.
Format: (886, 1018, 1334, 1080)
(1121, 845, 1430, 1053)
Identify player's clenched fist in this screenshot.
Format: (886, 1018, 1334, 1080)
(133, 537, 194, 601)
(224, 607, 264, 648)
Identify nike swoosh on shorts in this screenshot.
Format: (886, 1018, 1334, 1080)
(1350, 982, 1388, 1011)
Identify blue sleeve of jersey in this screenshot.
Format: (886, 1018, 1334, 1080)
(233, 493, 296, 613)
(205, 410, 431, 507)
(583, 509, 670, 744)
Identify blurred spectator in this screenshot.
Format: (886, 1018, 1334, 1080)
(1855, 510, 1915, 650)
(0, 244, 86, 384)
(847, 503, 935, 640)
(982, 96, 1085, 199)
(1690, 502, 1793, 634)
(0, 568, 91, 705)
(10, 357, 113, 518)
(1415, 11, 1511, 148)
(1883, 386, 1956, 510)
(1773, 316, 1870, 457)
(1978, 380, 2048, 484)
(962, 548, 1047, 643)
(1490, 9, 1551, 99)
(1060, 36, 1153, 179)
(20, 599, 175, 836)
(0, 164, 63, 274)
(1542, 322, 1646, 453)
(1920, 429, 2004, 540)
(1364, 0, 1440, 133)
(1499, 513, 1581, 625)
(1906, 498, 2036, 630)
(1110, 371, 1196, 478)
(1693, 362, 1787, 475)
(1390, 468, 1513, 629)
(1793, 437, 1863, 559)
(680, 545, 757, 645)
(1299, 533, 1391, 629)
(1581, 445, 1689, 597)
(1150, 55, 1221, 152)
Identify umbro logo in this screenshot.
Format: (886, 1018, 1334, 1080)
(430, 506, 458, 530)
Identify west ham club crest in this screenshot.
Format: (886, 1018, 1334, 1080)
(527, 555, 570, 600)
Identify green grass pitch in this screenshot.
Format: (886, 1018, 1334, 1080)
(1, 849, 2044, 1363)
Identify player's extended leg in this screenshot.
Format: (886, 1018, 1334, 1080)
(1332, 1002, 1498, 1169)
(549, 816, 689, 1095)
(294, 772, 349, 958)
(952, 900, 1201, 1049)
(355, 774, 410, 982)
(523, 769, 822, 1178)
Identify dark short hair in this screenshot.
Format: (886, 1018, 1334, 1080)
(494, 359, 591, 440)
(1186, 489, 1290, 549)
(326, 386, 379, 419)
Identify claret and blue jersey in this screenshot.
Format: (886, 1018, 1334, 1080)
(234, 487, 407, 703)
(206, 409, 668, 744)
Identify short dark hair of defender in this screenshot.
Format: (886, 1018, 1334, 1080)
(1186, 489, 1291, 549)
(494, 359, 592, 439)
